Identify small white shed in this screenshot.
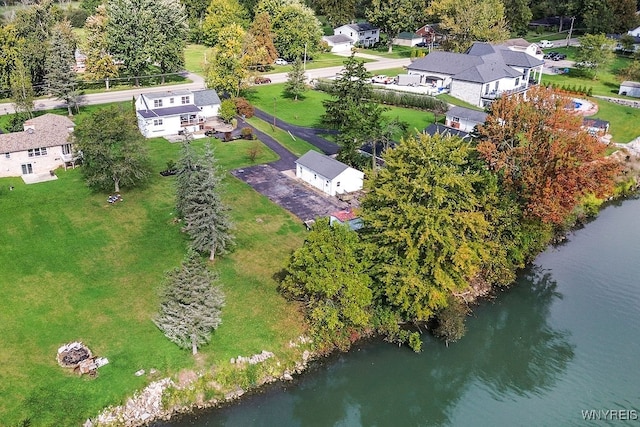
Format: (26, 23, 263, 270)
(322, 35, 354, 53)
(295, 150, 364, 197)
(619, 81, 640, 98)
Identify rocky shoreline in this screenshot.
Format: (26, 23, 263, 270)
(85, 339, 313, 427)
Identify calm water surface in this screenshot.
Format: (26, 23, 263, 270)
(161, 197, 640, 426)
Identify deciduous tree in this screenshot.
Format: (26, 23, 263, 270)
(366, 0, 421, 53)
(312, 0, 356, 26)
(271, 2, 323, 61)
(154, 249, 225, 355)
(201, 0, 248, 46)
(178, 143, 234, 261)
(477, 86, 620, 224)
(0, 24, 23, 98)
(503, 0, 532, 37)
(281, 218, 373, 351)
(284, 57, 306, 100)
(359, 133, 498, 322)
(73, 104, 152, 192)
(10, 58, 35, 119)
(248, 12, 277, 67)
(427, 0, 509, 52)
(150, 0, 188, 83)
(83, 6, 119, 90)
(575, 33, 615, 79)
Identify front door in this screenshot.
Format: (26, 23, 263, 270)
(21, 163, 33, 175)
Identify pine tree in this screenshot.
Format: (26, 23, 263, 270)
(283, 57, 306, 101)
(179, 143, 235, 261)
(45, 20, 78, 115)
(154, 249, 225, 355)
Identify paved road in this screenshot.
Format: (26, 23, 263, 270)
(0, 56, 409, 115)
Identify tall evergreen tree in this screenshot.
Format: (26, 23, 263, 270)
(284, 57, 306, 100)
(154, 249, 225, 355)
(179, 143, 235, 261)
(45, 20, 78, 115)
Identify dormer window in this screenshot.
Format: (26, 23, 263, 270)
(154, 99, 163, 108)
(181, 96, 190, 104)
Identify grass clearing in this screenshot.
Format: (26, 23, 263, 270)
(0, 107, 306, 425)
(589, 100, 640, 143)
(185, 44, 208, 75)
(246, 117, 321, 157)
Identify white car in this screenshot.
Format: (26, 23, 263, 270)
(538, 40, 554, 48)
(274, 58, 288, 65)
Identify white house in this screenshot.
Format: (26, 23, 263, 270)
(334, 22, 380, 48)
(407, 42, 544, 107)
(135, 89, 221, 138)
(445, 106, 488, 133)
(295, 150, 364, 197)
(0, 114, 75, 179)
(322, 34, 355, 53)
(629, 26, 640, 37)
(619, 81, 640, 98)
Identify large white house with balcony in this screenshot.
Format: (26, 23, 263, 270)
(333, 22, 380, 48)
(407, 41, 544, 108)
(135, 89, 221, 138)
(0, 114, 75, 179)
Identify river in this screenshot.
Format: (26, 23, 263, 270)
(160, 197, 640, 426)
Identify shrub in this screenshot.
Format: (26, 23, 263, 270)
(241, 127, 254, 139)
(234, 97, 255, 118)
(65, 8, 90, 28)
(434, 297, 467, 346)
(219, 99, 237, 123)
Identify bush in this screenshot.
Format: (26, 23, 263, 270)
(434, 297, 467, 346)
(234, 97, 255, 118)
(219, 99, 237, 123)
(240, 127, 254, 139)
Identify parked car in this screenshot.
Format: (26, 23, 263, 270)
(543, 51, 558, 59)
(538, 40, 554, 48)
(204, 130, 217, 137)
(274, 58, 288, 65)
(552, 53, 567, 61)
(415, 41, 429, 48)
(371, 74, 393, 84)
(254, 76, 272, 84)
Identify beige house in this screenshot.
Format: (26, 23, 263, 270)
(0, 114, 75, 179)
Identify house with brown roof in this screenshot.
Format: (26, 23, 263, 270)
(0, 114, 75, 179)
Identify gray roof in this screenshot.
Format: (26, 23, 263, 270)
(296, 150, 350, 180)
(466, 42, 498, 56)
(323, 34, 354, 44)
(137, 104, 201, 119)
(192, 89, 221, 107)
(141, 89, 193, 100)
(621, 81, 640, 88)
(582, 118, 610, 129)
(500, 49, 544, 67)
(454, 62, 520, 83)
(447, 106, 488, 123)
(423, 123, 470, 139)
(396, 32, 421, 39)
(408, 51, 483, 75)
(0, 114, 74, 153)
(347, 22, 378, 32)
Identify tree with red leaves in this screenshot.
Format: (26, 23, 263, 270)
(477, 86, 620, 224)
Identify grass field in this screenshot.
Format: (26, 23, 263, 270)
(245, 117, 321, 157)
(243, 83, 435, 134)
(0, 108, 307, 425)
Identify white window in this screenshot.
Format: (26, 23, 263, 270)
(21, 163, 33, 174)
(169, 98, 174, 104)
(452, 117, 460, 123)
(154, 99, 163, 108)
(181, 96, 190, 104)
(28, 147, 47, 157)
(62, 144, 72, 155)
(153, 119, 163, 126)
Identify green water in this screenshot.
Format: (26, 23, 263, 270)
(164, 197, 640, 426)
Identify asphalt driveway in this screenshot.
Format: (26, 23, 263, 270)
(231, 164, 348, 222)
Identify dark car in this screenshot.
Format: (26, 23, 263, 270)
(204, 130, 217, 137)
(552, 53, 566, 61)
(254, 76, 272, 84)
(415, 41, 429, 48)
(543, 51, 557, 59)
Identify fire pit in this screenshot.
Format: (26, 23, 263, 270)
(57, 342, 92, 368)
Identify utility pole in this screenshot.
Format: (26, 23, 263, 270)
(566, 16, 575, 47)
(273, 97, 276, 128)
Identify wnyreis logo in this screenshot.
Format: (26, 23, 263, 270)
(581, 409, 638, 421)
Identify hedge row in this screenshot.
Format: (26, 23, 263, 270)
(314, 80, 447, 113)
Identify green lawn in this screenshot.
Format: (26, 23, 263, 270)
(589, 100, 640, 143)
(265, 53, 368, 74)
(0, 109, 306, 425)
(359, 45, 429, 59)
(185, 44, 208, 75)
(246, 117, 321, 157)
